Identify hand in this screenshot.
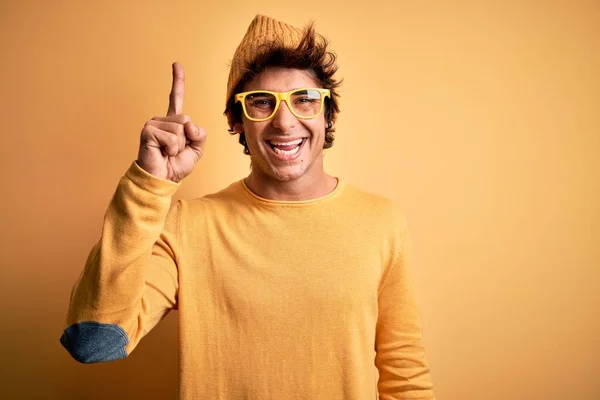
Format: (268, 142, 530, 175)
(137, 62, 206, 183)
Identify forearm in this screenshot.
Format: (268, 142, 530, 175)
(376, 212, 435, 399)
(61, 162, 180, 362)
(375, 304, 435, 399)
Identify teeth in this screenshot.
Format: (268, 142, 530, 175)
(269, 138, 303, 146)
(273, 145, 301, 156)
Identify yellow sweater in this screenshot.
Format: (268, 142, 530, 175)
(61, 162, 435, 399)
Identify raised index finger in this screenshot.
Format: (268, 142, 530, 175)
(167, 62, 185, 116)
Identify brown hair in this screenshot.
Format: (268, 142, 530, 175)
(224, 23, 341, 155)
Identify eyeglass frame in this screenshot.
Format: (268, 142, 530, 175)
(234, 88, 331, 122)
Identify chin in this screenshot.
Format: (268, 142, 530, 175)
(270, 167, 306, 181)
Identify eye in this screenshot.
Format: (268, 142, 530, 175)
(247, 93, 275, 109)
(248, 99, 275, 110)
(294, 97, 318, 104)
(252, 99, 273, 107)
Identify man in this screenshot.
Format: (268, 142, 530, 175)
(60, 14, 435, 399)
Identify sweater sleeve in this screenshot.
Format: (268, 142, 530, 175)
(60, 161, 181, 363)
(375, 216, 435, 399)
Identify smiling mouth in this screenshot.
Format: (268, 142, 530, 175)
(265, 138, 307, 157)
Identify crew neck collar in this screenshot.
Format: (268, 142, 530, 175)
(240, 178, 344, 206)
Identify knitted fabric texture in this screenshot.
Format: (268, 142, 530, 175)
(226, 15, 302, 107)
(60, 161, 435, 399)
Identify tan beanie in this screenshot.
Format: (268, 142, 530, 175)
(226, 15, 303, 113)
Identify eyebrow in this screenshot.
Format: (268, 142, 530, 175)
(248, 87, 313, 93)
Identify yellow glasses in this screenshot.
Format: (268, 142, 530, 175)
(235, 88, 331, 122)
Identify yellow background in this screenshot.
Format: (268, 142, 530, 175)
(0, 1, 598, 399)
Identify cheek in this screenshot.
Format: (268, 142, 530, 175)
(305, 118, 326, 137)
(243, 124, 262, 143)
(309, 125, 327, 145)
(244, 125, 270, 154)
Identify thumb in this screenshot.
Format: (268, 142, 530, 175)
(184, 122, 206, 151)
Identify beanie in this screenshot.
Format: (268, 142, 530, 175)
(225, 15, 302, 127)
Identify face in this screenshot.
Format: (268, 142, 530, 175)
(233, 67, 328, 183)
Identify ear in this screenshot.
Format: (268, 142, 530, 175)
(232, 122, 244, 134)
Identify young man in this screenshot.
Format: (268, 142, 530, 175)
(60, 14, 435, 399)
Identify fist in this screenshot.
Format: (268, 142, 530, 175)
(137, 62, 206, 183)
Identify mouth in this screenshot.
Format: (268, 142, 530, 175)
(264, 137, 308, 161)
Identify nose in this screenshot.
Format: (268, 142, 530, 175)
(271, 100, 297, 132)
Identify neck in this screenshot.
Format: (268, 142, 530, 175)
(244, 169, 338, 201)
